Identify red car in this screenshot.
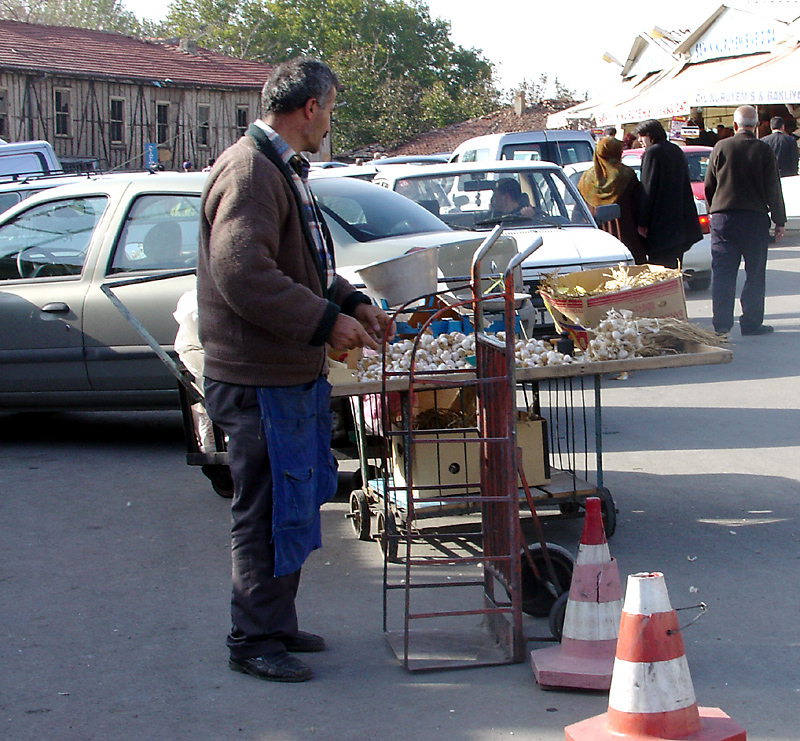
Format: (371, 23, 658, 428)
(622, 145, 712, 201)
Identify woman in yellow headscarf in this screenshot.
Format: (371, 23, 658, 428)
(578, 136, 646, 263)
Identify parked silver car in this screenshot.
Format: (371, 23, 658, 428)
(0, 171, 499, 411)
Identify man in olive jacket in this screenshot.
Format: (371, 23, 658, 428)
(197, 58, 392, 683)
(705, 105, 786, 336)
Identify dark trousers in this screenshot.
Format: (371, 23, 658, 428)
(710, 210, 770, 333)
(204, 380, 301, 660)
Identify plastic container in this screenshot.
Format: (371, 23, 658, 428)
(356, 248, 438, 306)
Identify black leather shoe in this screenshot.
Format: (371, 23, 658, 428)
(282, 630, 326, 653)
(741, 325, 774, 336)
(229, 651, 312, 682)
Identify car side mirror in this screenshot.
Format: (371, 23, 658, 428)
(453, 195, 468, 208)
(594, 204, 620, 224)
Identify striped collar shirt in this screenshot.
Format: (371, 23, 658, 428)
(253, 119, 335, 291)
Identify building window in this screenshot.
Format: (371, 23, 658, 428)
(197, 104, 210, 147)
(156, 102, 169, 145)
(109, 98, 124, 144)
(54, 89, 71, 137)
(236, 106, 249, 137)
(0, 89, 7, 139)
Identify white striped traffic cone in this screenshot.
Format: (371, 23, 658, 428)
(530, 496, 622, 690)
(565, 572, 746, 741)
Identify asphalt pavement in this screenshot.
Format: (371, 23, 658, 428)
(2, 237, 799, 740)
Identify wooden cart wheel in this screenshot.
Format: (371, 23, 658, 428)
(549, 591, 570, 641)
(520, 542, 574, 617)
(599, 487, 617, 538)
(376, 509, 399, 562)
(349, 489, 372, 541)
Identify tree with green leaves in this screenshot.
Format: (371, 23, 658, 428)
(160, 0, 500, 151)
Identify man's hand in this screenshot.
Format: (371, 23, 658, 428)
(637, 225, 648, 238)
(775, 225, 786, 242)
(328, 313, 380, 351)
(353, 302, 395, 343)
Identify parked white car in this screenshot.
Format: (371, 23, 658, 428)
(372, 160, 633, 326)
(449, 130, 595, 166)
(562, 160, 712, 291)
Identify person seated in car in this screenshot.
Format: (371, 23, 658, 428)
(490, 178, 535, 218)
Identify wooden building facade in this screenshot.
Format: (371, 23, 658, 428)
(0, 22, 296, 172)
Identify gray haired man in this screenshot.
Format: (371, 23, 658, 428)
(704, 105, 786, 336)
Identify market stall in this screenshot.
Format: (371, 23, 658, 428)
(331, 231, 731, 671)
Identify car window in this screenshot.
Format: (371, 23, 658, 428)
(502, 143, 545, 161)
(685, 153, 709, 183)
(109, 193, 201, 274)
(554, 141, 594, 165)
(0, 195, 107, 280)
(461, 148, 490, 163)
(312, 182, 450, 243)
(0, 191, 21, 215)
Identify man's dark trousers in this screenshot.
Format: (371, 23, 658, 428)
(204, 380, 301, 660)
(710, 209, 771, 334)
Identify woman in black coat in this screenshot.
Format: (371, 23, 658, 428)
(634, 119, 702, 268)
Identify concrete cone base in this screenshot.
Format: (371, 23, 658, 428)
(565, 706, 747, 741)
(531, 643, 615, 690)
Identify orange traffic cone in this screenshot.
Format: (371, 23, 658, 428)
(565, 571, 746, 741)
(530, 496, 622, 690)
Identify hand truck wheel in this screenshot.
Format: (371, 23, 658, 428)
(520, 542, 574, 617)
(376, 509, 399, 562)
(548, 591, 570, 641)
(599, 487, 617, 538)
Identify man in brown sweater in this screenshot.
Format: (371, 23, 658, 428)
(705, 105, 786, 336)
(197, 58, 392, 683)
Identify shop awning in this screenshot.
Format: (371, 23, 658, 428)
(595, 54, 768, 125)
(546, 71, 671, 128)
(694, 43, 800, 106)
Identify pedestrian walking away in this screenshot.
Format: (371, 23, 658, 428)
(197, 57, 394, 683)
(760, 116, 799, 177)
(704, 104, 786, 336)
(633, 119, 702, 268)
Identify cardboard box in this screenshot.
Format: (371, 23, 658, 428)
(392, 414, 549, 498)
(540, 264, 687, 349)
(327, 347, 361, 386)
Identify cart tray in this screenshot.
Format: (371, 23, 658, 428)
(385, 627, 514, 671)
(331, 344, 732, 397)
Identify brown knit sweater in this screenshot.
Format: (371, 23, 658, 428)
(197, 135, 364, 387)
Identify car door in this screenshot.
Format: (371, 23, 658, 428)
(82, 190, 201, 392)
(0, 194, 108, 394)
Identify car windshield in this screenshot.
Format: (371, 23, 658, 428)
(387, 168, 593, 230)
(310, 178, 451, 243)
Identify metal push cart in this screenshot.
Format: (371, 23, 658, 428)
(339, 231, 582, 669)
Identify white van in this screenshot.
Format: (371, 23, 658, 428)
(0, 140, 62, 180)
(450, 130, 595, 167)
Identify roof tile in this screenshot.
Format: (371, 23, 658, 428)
(0, 20, 271, 89)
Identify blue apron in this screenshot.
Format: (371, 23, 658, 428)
(256, 377, 338, 577)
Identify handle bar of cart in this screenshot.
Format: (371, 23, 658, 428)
(100, 270, 203, 405)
